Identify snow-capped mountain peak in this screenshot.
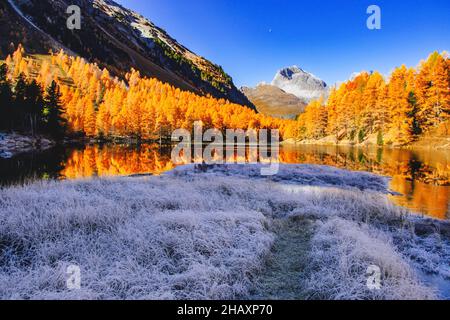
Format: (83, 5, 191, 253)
(271, 66, 328, 102)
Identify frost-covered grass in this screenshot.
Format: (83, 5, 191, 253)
(303, 218, 436, 299)
(0, 164, 448, 299)
(0, 176, 274, 299)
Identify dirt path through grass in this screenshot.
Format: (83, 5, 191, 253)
(249, 216, 315, 300)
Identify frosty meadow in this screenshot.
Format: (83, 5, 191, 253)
(0, 164, 447, 299)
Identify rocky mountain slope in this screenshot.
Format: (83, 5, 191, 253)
(242, 66, 327, 119)
(272, 66, 328, 103)
(241, 84, 306, 119)
(0, 0, 255, 109)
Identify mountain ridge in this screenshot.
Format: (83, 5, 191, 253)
(0, 0, 255, 109)
(242, 66, 328, 119)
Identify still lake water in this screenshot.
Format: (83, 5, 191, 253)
(0, 143, 449, 220)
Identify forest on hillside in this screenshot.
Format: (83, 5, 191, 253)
(297, 52, 450, 146)
(0, 45, 296, 141)
(0, 46, 448, 146)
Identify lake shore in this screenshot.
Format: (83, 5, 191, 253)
(282, 135, 450, 150)
(0, 131, 180, 160)
(2, 130, 449, 161)
(0, 132, 56, 158)
(1, 142, 449, 218)
(0, 164, 448, 299)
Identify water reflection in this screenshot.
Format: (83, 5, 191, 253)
(60, 144, 175, 179)
(0, 143, 449, 220)
(280, 145, 450, 220)
(0, 146, 70, 185)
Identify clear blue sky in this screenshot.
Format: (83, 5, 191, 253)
(115, 0, 450, 87)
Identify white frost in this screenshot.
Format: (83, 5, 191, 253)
(0, 164, 447, 299)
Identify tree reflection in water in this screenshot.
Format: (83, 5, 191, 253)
(1, 144, 448, 220)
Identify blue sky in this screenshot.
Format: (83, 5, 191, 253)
(115, 0, 450, 87)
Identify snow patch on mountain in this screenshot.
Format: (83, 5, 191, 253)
(271, 66, 329, 103)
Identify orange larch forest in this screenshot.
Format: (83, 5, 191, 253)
(2, 46, 448, 146)
(297, 51, 450, 146)
(2, 45, 297, 141)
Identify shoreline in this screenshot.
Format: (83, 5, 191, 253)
(0, 132, 176, 159)
(281, 138, 450, 150)
(3, 132, 449, 159)
(0, 132, 57, 159)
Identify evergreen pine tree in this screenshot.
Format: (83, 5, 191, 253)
(13, 73, 27, 130)
(24, 80, 45, 135)
(408, 91, 422, 136)
(358, 128, 365, 143)
(0, 64, 13, 130)
(44, 81, 67, 139)
(377, 131, 384, 146)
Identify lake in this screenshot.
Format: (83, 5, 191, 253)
(1, 143, 449, 220)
